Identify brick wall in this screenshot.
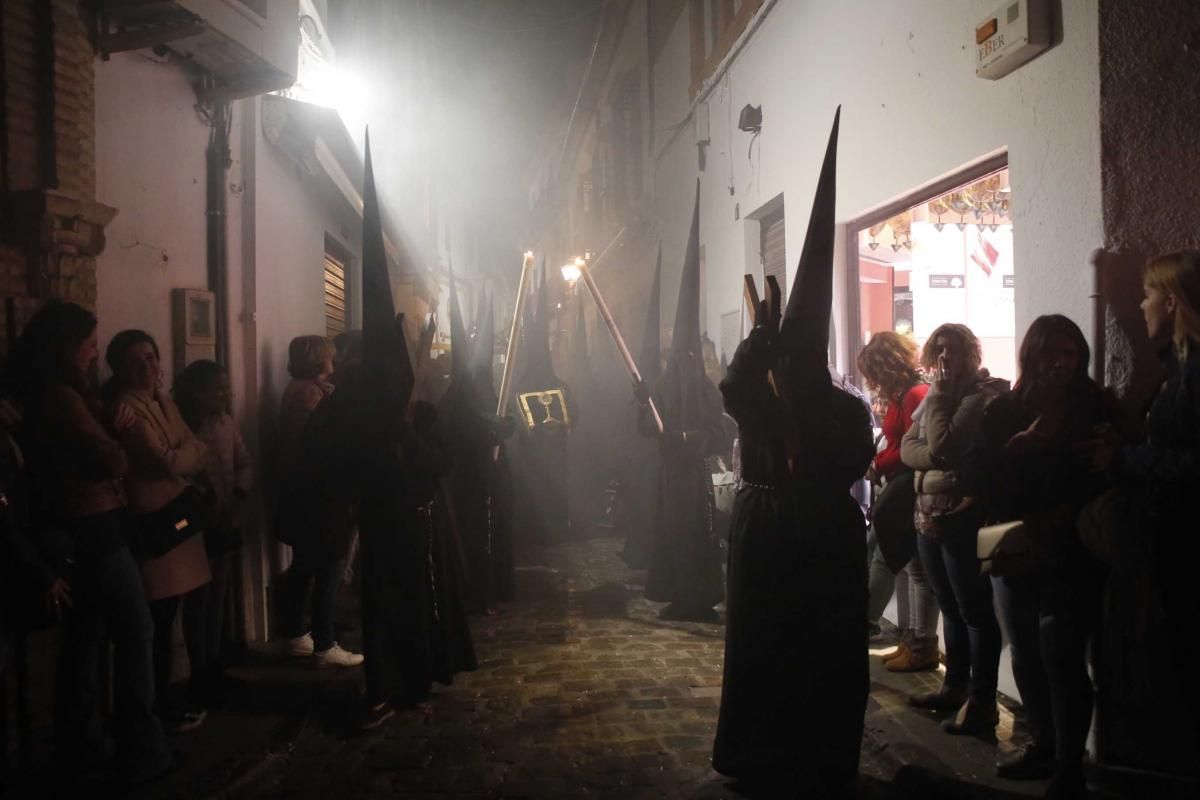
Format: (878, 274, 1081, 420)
(1, 0, 112, 354)
(0, 0, 110, 769)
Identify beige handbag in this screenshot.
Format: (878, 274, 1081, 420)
(976, 520, 1033, 576)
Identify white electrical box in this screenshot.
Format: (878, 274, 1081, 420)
(172, 289, 217, 371)
(694, 102, 711, 146)
(974, 0, 1050, 80)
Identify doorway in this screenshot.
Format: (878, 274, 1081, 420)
(846, 158, 1015, 385)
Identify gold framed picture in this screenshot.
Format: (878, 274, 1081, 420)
(517, 388, 570, 432)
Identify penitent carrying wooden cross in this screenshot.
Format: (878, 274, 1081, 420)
(742, 273, 782, 395)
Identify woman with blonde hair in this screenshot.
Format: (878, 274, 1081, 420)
(1098, 251, 1200, 745)
(857, 332, 937, 672)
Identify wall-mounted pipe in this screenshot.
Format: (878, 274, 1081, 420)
(206, 99, 231, 366)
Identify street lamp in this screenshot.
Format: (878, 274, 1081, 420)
(560, 256, 584, 287)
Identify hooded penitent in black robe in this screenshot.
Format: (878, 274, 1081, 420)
(621, 247, 662, 570)
(440, 276, 516, 614)
(642, 187, 725, 621)
(713, 109, 875, 794)
(510, 265, 570, 544)
(354, 135, 475, 709)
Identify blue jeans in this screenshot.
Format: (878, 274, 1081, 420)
(55, 541, 169, 779)
(993, 573, 1054, 746)
(277, 543, 345, 651)
(917, 510, 1001, 702)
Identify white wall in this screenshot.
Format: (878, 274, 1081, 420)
(95, 53, 218, 381)
(653, 0, 1102, 377)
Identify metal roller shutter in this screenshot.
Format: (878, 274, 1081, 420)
(324, 254, 347, 338)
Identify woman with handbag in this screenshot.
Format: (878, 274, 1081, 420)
(857, 332, 937, 672)
(11, 304, 171, 784)
(174, 360, 253, 706)
(106, 330, 212, 734)
(900, 323, 1009, 736)
(975, 315, 1114, 794)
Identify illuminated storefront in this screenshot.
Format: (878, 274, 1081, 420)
(850, 166, 1016, 383)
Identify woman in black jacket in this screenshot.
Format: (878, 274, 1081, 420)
(975, 315, 1114, 797)
(1097, 251, 1200, 751)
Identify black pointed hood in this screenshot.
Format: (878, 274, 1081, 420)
(660, 181, 720, 433)
(566, 295, 593, 396)
(361, 129, 413, 414)
(638, 244, 663, 388)
(447, 261, 470, 386)
(516, 258, 559, 390)
(670, 182, 702, 359)
(779, 107, 839, 368)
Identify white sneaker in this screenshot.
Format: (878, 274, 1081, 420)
(314, 642, 364, 668)
(284, 632, 315, 657)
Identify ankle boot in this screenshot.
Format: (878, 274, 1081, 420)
(941, 697, 1000, 736)
(887, 636, 940, 672)
(910, 683, 969, 711)
(881, 630, 912, 663)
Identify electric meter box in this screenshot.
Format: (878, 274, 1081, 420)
(974, 0, 1051, 80)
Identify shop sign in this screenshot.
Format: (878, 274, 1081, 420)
(929, 274, 965, 289)
(1003, 275, 1015, 288)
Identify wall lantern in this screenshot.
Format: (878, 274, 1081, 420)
(737, 104, 762, 134)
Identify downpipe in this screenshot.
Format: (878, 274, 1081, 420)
(207, 100, 231, 366)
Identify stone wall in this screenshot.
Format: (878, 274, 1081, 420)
(1093, 0, 1200, 775)
(1099, 0, 1200, 402)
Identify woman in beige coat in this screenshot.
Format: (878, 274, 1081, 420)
(106, 330, 211, 734)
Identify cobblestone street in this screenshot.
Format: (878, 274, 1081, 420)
(240, 534, 898, 799)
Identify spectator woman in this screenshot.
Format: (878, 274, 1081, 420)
(901, 323, 1008, 735)
(274, 335, 362, 667)
(1097, 251, 1200, 748)
(106, 330, 211, 734)
(175, 360, 252, 705)
(977, 315, 1113, 793)
(11, 304, 170, 783)
(857, 332, 937, 672)
(277, 336, 335, 468)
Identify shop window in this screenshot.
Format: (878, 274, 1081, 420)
(323, 251, 347, 339)
(849, 164, 1015, 383)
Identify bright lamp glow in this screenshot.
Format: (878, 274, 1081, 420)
(560, 257, 583, 284)
(302, 62, 371, 138)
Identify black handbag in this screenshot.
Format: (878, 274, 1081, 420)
(132, 488, 203, 559)
(872, 470, 918, 574)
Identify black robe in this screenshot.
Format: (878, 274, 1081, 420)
(642, 375, 726, 613)
(359, 402, 476, 706)
(712, 332, 875, 786)
(620, 419, 659, 570)
(441, 381, 516, 613)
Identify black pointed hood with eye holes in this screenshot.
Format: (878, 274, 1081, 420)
(777, 107, 840, 396)
(659, 181, 721, 435)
